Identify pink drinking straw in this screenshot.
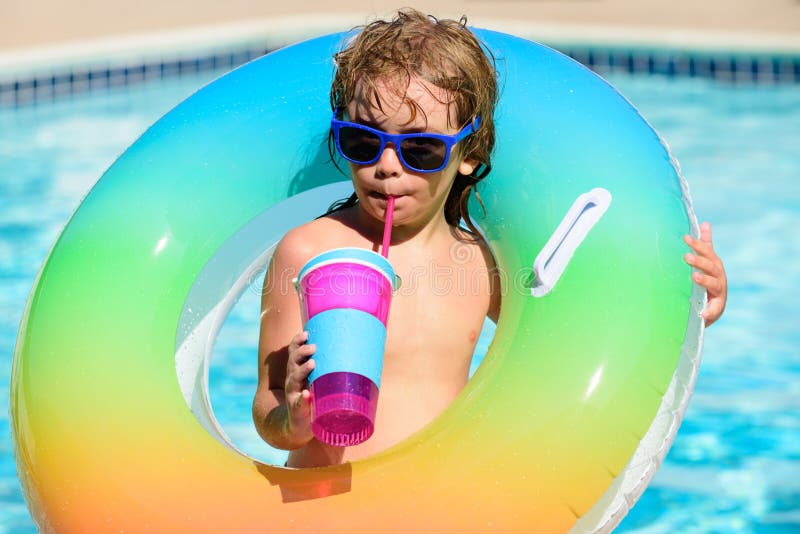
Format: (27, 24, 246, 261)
(381, 196, 395, 258)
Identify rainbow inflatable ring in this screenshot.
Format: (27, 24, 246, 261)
(11, 29, 705, 532)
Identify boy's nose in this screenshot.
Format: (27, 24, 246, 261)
(375, 143, 403, 178)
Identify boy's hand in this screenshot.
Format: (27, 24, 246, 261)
(684, 222, 728, 327)
(285, 331, 316, 444)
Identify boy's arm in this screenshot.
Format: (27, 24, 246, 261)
(684, 221, 728, 327)
(252, 230, 316, 450)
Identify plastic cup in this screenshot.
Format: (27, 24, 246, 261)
(295, 247, 397, 446)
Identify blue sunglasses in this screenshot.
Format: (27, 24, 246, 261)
(331, 110, 481, 173)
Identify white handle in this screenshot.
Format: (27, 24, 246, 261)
(531, 188, 612, 297)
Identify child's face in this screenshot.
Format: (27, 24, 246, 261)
(345, 76, 477, 227)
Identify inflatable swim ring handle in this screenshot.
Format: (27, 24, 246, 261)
(532, 187, 612, 297)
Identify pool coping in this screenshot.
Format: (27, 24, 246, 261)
(2, 14, 799, 107)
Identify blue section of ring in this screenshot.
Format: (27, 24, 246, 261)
(297, 247, 397, 289)
(306, 308, 386, 388)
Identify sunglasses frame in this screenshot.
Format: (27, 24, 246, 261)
(331, 110, 481, 173)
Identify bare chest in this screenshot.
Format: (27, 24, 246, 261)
(382, 259, 489, 380)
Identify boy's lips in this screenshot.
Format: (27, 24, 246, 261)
(369, 191, 402, 201)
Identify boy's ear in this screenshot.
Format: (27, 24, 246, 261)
(458, 157, 479, 176)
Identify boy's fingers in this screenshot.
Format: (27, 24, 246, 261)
(287, 358, 315, 390)
(683, 234, 700, 251)
(686, 253, 721, 276)
(692, 271, 709, 288)
(293, 389, 311, 409)
(288, 343, 315, 365)
(299, 343, 316, 361)
(285, 375, 300, 394)
(693, 271, 725, 295)
(289, 331, 309, 349)
(285, 365, 304, 393)
(707, 298, 724, 315)
(699, 221, 713, 243)
(702, 300, 724, 325)
(684, 235, 717, 261)
(289, 364, 310, 385)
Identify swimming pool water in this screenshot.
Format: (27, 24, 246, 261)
(1, 66, 798, 532)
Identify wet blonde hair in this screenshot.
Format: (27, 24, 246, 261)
(327, 8, 498, 238)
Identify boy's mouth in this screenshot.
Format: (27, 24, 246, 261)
(369, 191, 397, 201)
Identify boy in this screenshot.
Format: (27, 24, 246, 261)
(252, 9, 727, 468)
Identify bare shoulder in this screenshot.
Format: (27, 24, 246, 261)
(273, 221, 317, 266)
(271, 215, 348, 271)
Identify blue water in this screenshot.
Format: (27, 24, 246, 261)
(1, 66, 798, 532)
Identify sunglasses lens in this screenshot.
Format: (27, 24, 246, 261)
(400, 137, 448, 171)
(338, 126, 381, 163)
